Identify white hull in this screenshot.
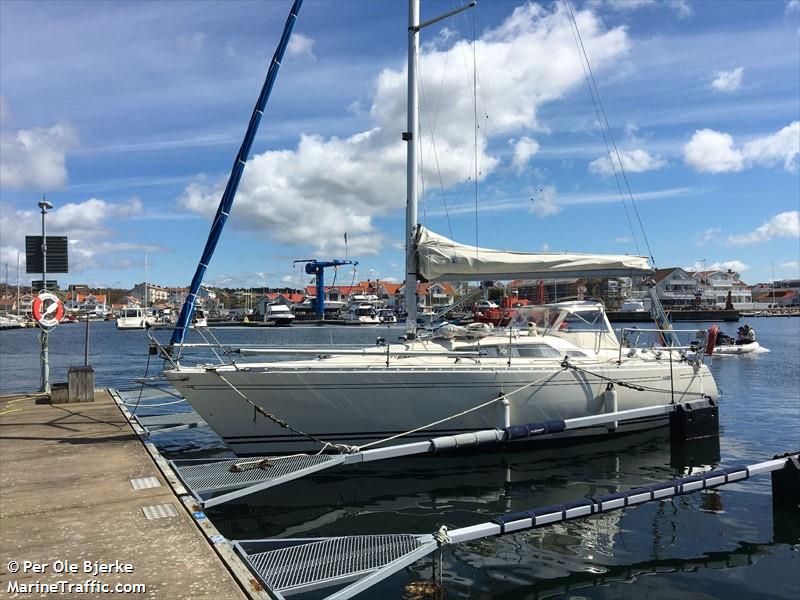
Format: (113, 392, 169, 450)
(166, 359, 716, 455)
(714, 341, 760, 355)
(116, 317, 155, 330)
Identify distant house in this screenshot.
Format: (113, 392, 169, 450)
(692, 270, 752, 309)
(64, 292, 109, 316)
(395, 282, 456, 312)
(751, 289, 797, 307)
(634, 268, 699, 308)
(254, 292, 305, 317)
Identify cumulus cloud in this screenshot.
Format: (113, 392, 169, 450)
(287, 33, 315, 60)
(696, 227, 722, 245)
(727, 211, 800, 245)
(683, 122, 799, 173)
(683, 129, 744, 173)
(0, 122, 78, 188)
(685, 260, 750, 273)
(710, 67, 744, 92)
(0, 198, 145, 273)
(510, 136, 540, 173)
(781, 260, 799, 270)
(180, 3, 628, 253)
(529, 186, 560, 217)
(588, 149, 666, 175)
(742, 122, 800, 171)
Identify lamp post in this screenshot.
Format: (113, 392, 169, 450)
(38, 196, 53, 393)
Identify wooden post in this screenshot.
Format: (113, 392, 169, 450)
(67, 366, 95, 402)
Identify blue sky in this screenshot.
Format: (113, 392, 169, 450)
(1, 0, 798, 291)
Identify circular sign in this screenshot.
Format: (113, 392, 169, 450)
(32, 292, 65, 329)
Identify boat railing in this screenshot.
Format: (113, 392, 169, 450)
(616, 326, 710, 364)
(146, 323, 484, 369)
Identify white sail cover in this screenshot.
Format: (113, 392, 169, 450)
(415, 226, 652, 282)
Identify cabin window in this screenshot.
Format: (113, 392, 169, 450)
(565, 350, 588, 358)
(559, 310, 606, 332)
(514, 345, 562, 358)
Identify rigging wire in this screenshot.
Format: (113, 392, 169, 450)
(564, 0, 656, 266)
(472, 4, 480, 259)
(417, 50, 456, 240)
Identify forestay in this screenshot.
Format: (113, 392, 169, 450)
(415, 226, 653, 282)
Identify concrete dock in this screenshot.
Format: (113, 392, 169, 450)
(0, 391, 252, 599)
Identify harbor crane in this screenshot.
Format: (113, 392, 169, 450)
(293, 259, 358, 319)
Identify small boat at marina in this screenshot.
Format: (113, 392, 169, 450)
(263, 303, 295, 326)
(116, 306, 155, 330)
(192, 308, 208, 328)
(0, 313, 28, 329)
(341, 302, 381, 325)
(378, 308, 397, 324)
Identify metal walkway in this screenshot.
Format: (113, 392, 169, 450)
(172, 399, 715, 508)
(231, 453, 798, 600)
(233, 535, 437, 599)
(114, 387, 207, 436)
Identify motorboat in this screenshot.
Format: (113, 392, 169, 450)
(116, 306, 155, 330)
(620, 299, 646, 312)
(192, 308, 208, 327)
(341, 302, 381, 325)
(161, 1, 719, 456)
(378, 308, 397, 324)
(264, 303, 295, 326)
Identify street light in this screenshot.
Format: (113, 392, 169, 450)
(38, 195, 54, 393)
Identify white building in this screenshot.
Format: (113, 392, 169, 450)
(692, 270, 752, 309)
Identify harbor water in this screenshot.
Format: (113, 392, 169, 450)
(1, 318, 798, 599)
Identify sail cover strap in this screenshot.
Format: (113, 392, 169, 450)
(170, 0, 304, 347)
(414, 226, 652, 282)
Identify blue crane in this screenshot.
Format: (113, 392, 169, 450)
(294, 259, 358, 319)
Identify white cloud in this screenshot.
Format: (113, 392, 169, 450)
(727, 211, 800, 245)
(287, 33, 315, 60)
(696, 227, 721, 245)
(685, 260, 750, 273)
(742, 121, 800, 171)
(510, 136, 540, 174)
(180, 3, 629, 253)
(588, 148, 666, 175)
(0, 198, 145, 274)
(671, 1, 694, 18)
(683, 122, 799, 173)
(787, 0, 800, 15)
(529, 186, 560, 217)
(613, 236, 632, 243)
(710, 67, 744, 92)
(683, 129, 744, 173)
(781, 260, 800, 270)
(0, 122, 78, 188)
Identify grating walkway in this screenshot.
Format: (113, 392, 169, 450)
(236, 534, 436, 598)
(177, 455, 344, 494)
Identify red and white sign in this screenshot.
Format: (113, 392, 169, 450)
(32, 291, 65, 328)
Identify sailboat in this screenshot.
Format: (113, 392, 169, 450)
(161, 0, 718, 455)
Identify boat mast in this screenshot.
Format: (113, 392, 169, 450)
(404, 0, 420, 338)
(170, 0, 304, 348)
(403, 0, 475, 338)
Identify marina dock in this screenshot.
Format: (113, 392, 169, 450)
(0, 391, 256, 599)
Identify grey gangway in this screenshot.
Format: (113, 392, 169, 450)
(230, 453, 799, 600)
(171, 398, 719, 508)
